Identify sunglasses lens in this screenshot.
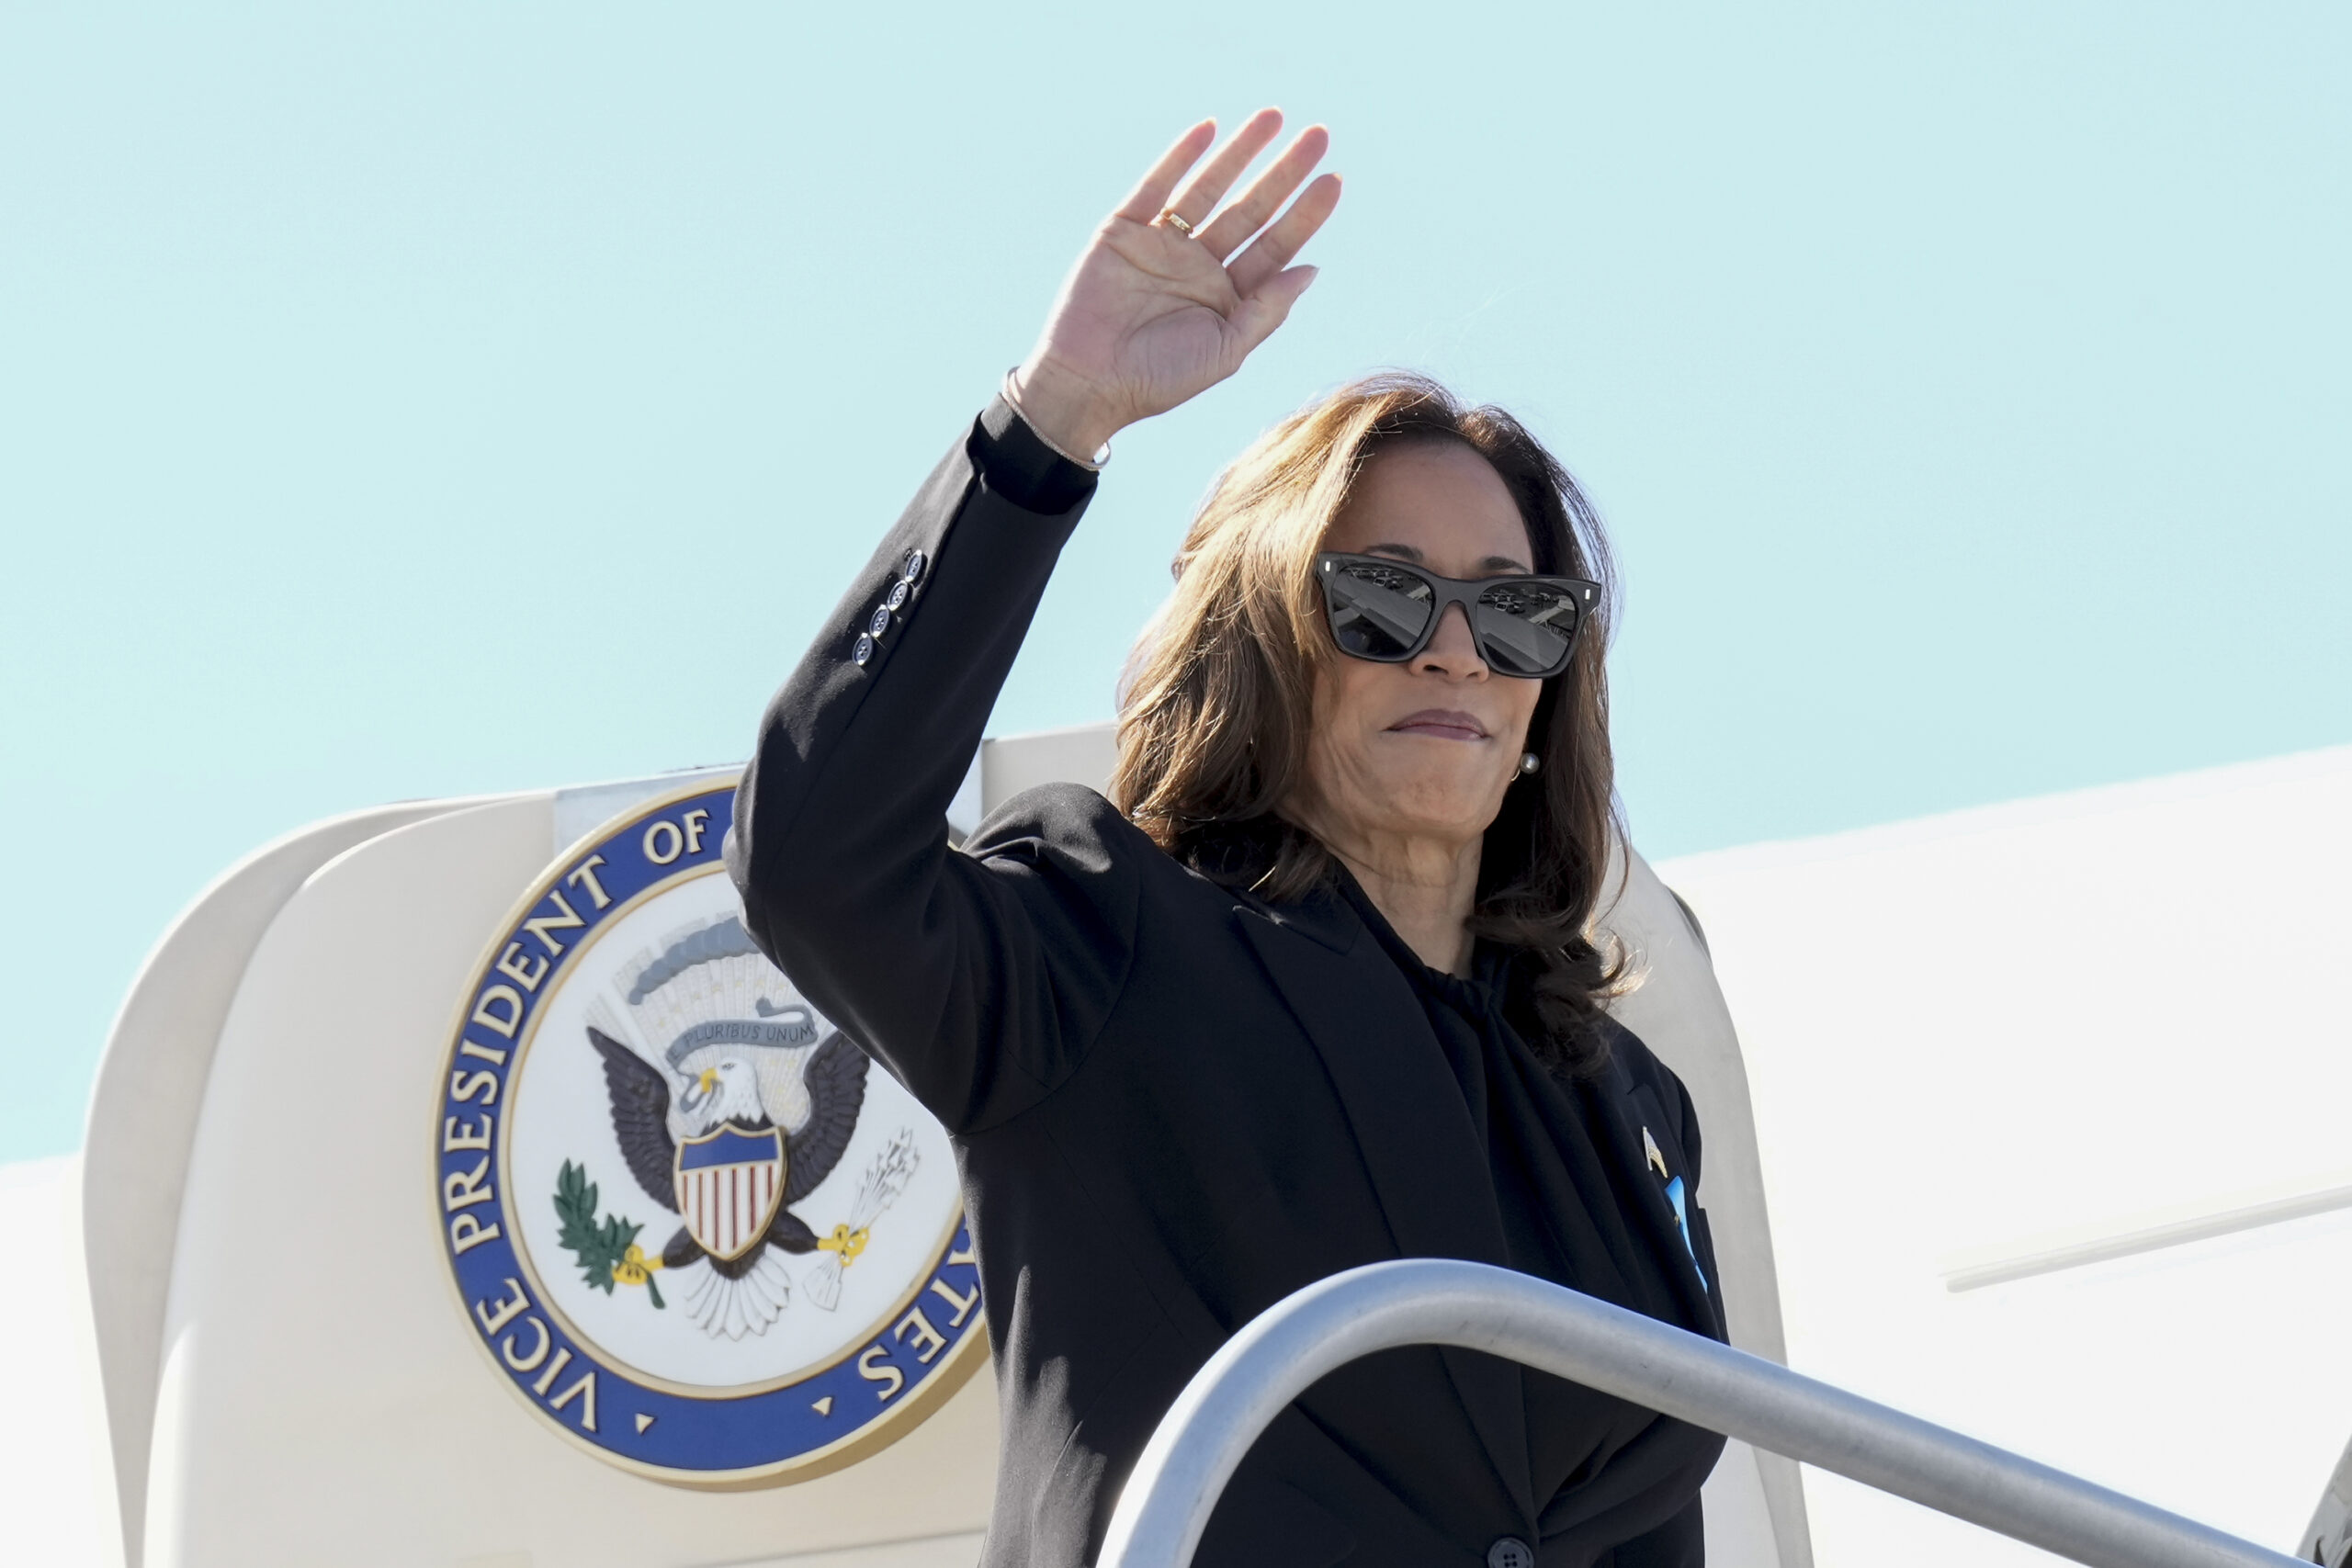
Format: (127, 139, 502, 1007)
(1473, 581, 1584, 676)
(1324, 560, 1435, 660)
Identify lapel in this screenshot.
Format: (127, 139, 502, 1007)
(1588, 1041, 1725, 1338)
(1231, 890, 1532, 1508)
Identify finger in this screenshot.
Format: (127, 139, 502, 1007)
(1227, 172, 1342, 299)
(1196, 124, 1329, 262)
(1227, 264, 1322, 355)
(1162, 107, 1283, 229)
(1112, 119, 1218, 224)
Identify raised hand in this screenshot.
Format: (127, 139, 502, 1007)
(1010, 109, 1341, 460)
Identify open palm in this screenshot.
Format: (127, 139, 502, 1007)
(1012, 110, 1342, 458)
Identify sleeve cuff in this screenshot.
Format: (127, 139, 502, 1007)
(969, 396, 1101, 515)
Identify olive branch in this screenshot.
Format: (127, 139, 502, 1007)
(553, 1159, 664, 1309)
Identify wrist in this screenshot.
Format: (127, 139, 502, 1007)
(1006, 360, 1121, 465)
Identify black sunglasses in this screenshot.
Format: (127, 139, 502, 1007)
(1315, 552, 1599, 680)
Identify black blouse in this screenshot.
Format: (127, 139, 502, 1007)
(1339, 874, 1722, 1567)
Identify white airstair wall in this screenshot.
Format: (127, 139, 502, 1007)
(1660, 742, 2352, 1566)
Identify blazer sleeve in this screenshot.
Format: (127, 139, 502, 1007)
(725, 397, 1142, 1135)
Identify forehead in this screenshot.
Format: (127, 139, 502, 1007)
(1323, 439, 1533, 571)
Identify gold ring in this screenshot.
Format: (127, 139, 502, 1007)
(1159, 209, 1198, 238)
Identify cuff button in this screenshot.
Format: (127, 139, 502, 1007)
(885, 580, 910, 612)
(852, 633, 875, 666)
(899, 549, 927, 584)
(867, 605, 892, 637)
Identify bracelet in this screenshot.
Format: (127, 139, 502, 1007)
(1001, 368, 1112, 471)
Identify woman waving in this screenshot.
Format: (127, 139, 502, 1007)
(729, 111, 1725, 1568)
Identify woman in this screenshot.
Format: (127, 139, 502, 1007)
(728, 110, 1726, 1568)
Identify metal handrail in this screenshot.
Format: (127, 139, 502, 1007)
(1099, 1259, 2302, 1568)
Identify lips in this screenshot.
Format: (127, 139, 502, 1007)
(1386, 708, 1490, 741)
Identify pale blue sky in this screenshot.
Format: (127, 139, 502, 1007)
(4, 4, 2346, 1160)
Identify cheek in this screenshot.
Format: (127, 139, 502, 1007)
(1303, 664, 1394, 796)
(1506, 683, 1544, 747)
(1308, 661, 1380, 746)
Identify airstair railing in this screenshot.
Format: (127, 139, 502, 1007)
(1099, 1258, 2302, 1568)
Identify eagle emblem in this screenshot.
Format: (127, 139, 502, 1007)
(570, 913, 915, 1341)
(435, 784, 980, 1484)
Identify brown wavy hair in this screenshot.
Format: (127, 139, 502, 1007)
(1111, 372, 1629, 1077)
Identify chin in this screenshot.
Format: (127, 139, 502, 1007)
(1369, 773, 1506, 837)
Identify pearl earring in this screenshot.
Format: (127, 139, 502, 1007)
(1517, 751, 1541, 777)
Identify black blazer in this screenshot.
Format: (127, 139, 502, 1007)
(729, 401, 1728, 1568)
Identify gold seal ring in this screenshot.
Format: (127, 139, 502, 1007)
(1159, 209, 1198, 238)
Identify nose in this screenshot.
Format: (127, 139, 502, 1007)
(1412, 603, 1489, 680)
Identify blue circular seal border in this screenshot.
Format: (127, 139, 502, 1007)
(432, 780, 986, 1488)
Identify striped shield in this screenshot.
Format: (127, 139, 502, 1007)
(674, 1123, 787, 1261)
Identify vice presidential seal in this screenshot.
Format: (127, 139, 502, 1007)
(433, 781, 982, 1486)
